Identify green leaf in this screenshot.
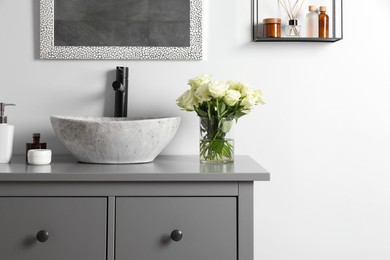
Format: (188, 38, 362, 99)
(222, 144, 232, 159)
(221, 120, 233, 133)
(234, 111, 247, 120)
(196, 108, 208, 117)
(213, 140, 225, 154)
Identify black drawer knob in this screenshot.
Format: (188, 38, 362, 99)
(36, 230, 49, 242)
(170, 229, 183, 242)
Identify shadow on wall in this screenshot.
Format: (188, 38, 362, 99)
(103, 70, 116, 117)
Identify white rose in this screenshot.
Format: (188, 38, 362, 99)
(227, 80, 244, 91)
(223, 90, 241, 106)
(194, 84, 212, 103)
(208, 80, 229, 98)
(240, 95, 256, 110)
(188, 74, 212, 90)
(253, 89, 265, 105)
(176, 90, 198, 111)
(240, 85, 255, 97)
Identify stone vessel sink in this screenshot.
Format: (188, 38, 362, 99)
(50, 116, 181, 164)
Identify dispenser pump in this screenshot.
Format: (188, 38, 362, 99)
(0, 103, 16, 124)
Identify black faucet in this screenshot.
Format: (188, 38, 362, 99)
(112, 66, 129, 117)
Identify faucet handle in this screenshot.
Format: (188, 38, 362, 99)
(112, 81, 125, 92)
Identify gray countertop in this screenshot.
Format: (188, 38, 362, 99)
(0, 155, 270, 182)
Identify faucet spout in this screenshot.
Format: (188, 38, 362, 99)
(112, 66, 129, 117)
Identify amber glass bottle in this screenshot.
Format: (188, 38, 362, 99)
(318, 6, 329, 38)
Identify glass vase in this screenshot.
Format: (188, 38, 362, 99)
(199, 117, 234, 163)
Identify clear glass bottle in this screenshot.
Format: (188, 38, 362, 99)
(306, 5, 318, 37)
(286, 19, 301, 37)
(319, 6, 329, 38)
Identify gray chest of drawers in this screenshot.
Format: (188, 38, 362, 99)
(0, 155, 269, 260)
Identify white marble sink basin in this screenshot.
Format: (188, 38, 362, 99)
(50, 116, 181, 164)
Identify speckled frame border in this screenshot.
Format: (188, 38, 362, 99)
(40, 0, 202, 60)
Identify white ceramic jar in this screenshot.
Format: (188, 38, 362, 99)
(27, 149, 52, 165)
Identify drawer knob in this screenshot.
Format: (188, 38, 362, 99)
(36, 230, 49, 242)
(170, 229, 183, 242)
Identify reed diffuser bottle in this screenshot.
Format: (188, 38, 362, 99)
(278, 0, 304, 37)
(286, 19, 301, 37)
(319, 6, 329, 38)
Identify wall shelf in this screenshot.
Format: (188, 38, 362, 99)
(254, 37, 342, 42)
(252, 0, 343, 42)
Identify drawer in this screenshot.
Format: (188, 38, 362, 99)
(116, 197, 236, 260)
(0, 197, 106, 260)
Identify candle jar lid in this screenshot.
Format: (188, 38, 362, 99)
(263, 18, 281, 24)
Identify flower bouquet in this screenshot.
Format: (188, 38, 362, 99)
(177, 75, 264, 163)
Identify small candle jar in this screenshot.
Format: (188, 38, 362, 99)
(263, 18, 281, 38)
(27, 149, 52, 165)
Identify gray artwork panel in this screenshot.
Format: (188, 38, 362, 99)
(55, 0, 149, 21)
(149, 22, 190, 46)
(149, 0, 190, 21)
(54, 0, 190, 47)
(55, 20, 150, 46)
(40, 0, 202, 60)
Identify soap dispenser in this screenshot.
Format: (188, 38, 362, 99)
(0, 103, 15, 163)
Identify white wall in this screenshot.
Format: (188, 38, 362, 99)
(1, 0, 390, 259)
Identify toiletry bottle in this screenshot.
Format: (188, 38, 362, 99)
(26, 133, 47, 161)
(306, 5, 318, 37)
(319, 6, 329, 38)
(286, 19, 301, 37)
(0, 103, 15, 163)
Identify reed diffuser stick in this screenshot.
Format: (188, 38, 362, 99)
(287, 0, 293, 17)
(295, 0, 305, 18)
(278, 0, 305, 19)
(278, 0, 291, 19)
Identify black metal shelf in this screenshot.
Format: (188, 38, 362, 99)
(253, 37, 342, 42)
(252, 0, 343, 43)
